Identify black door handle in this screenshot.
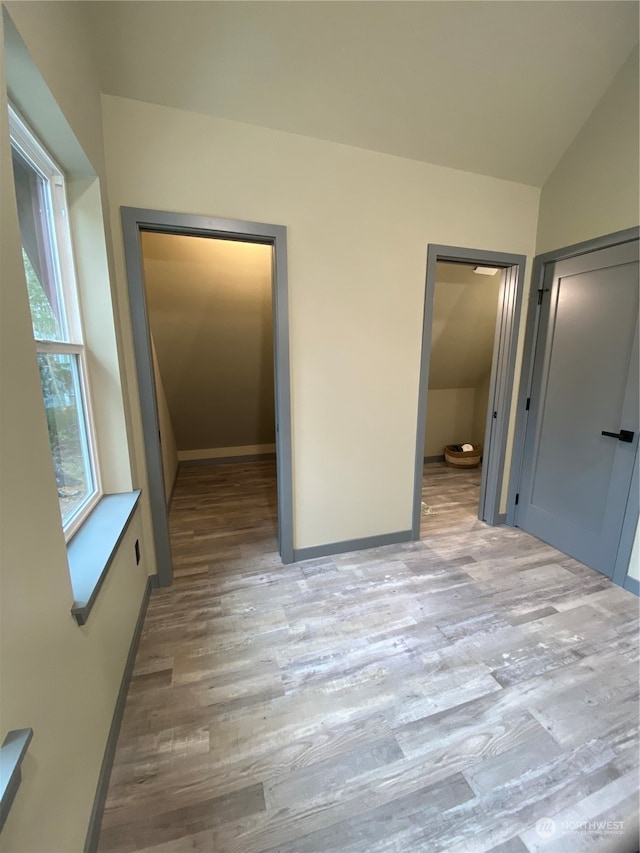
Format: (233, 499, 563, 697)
(601, 429, 634, 443)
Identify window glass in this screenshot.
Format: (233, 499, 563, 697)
(37, 353, 95, 525)
(10, 106, 100, 535)
(11, 146, 66, 341)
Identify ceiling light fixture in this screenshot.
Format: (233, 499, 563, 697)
(473, 266, 500, 275)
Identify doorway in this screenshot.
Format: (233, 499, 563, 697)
(508, 229, 639, 586)
(142, 233, 276, 473)
(121, 208, 293, 586)
(420, 261, 502, 532)
(412, 245, 526, 539)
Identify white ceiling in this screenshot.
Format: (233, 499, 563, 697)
(86, 1, 639, 186)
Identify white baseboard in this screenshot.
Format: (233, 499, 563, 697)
(177, 444, 276, 462)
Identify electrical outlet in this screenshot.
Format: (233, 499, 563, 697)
(135, 539, 140, 565)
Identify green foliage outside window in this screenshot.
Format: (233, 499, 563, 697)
(22, 248, 60, 339)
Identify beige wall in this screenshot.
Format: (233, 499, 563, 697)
(151, 335, 178, 502)
(424, 380, 492, 459)
(536, 45, 639, 254)
(142, 232, 275, 457)
(424, 265, 499, 458)
(424, 388, 476, 458)
(0, 4, 150, 851)
(428, 264, 501, 390)
(535, 44, 639, 582)
(102, 94, 540, 549)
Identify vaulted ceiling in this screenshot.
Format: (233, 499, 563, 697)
(428, 263, 501, 390)
(86, 1, 638, 186)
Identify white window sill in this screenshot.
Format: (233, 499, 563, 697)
(68, 490, 141, 626)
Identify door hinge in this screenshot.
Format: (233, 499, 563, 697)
(493, 411, 497, 419)
(515, 493, 520, 505)
(537, 289, 544, 305)
(525, 397, 530, 411)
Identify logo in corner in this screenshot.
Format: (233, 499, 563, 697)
(535, 817, 557, 839)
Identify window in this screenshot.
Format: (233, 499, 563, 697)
(9, 105, 101, 538)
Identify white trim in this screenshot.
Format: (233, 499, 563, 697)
(50, 177, 83, 344)
(7, 103, 59, 180)
(66, 349, 103, 540)
(63, 489, 102, 543)
(178, 444, 277, 462)
(8, 104, 102, 538)
(35, 341, 83, 355)
(9, 102, 83, 344)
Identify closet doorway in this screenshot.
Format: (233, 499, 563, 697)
(121, 208, 293, 586)
(412, 245, 526, 539)
(141, 233, 276, 474)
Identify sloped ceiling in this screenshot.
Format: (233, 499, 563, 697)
(428, 263, 501, 390)
(86, 1, 638, 185)
(142, 232, 275, 452)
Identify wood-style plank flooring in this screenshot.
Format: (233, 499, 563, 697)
(98, 460, 639, 853)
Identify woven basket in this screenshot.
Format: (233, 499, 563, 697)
(444, 444, 482, 468)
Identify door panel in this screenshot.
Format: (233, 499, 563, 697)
(517, 240, 639, 576)
(479, 265, 517, 523)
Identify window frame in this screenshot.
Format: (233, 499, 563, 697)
(9, 103, 103, 540)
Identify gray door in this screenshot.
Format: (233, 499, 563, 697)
(478, 265, 519, 524)
(516, 240, 639, 577)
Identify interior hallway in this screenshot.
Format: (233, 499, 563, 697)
(98, 461, 639, 852)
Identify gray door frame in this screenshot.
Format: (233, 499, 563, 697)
(120, 207, 294, 587)
(506, 227, 639, 589)
(412, 244, 527, 538)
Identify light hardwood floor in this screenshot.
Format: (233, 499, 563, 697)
(98, 460, 639, 853)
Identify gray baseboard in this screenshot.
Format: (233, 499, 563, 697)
(83, 576, 153, 852)
(623, 575, 640, 597)
(181, 453, 276, 467)
(293, 530, 413, 563)
(424, 455, 445, 463)
(496, 513, 507, 525)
